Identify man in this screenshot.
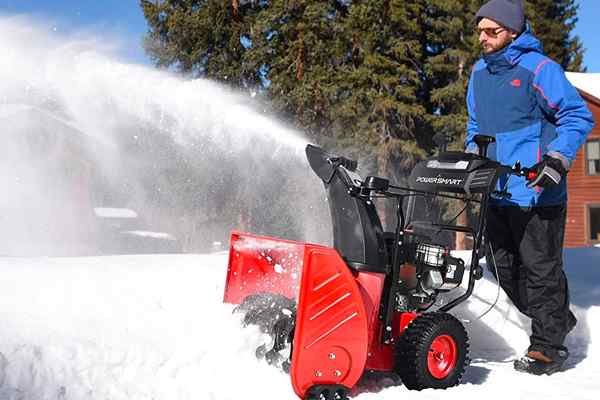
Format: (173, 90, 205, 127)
(465, 0, 594, 375)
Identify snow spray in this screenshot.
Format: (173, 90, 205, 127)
(0, 15, 330, 256)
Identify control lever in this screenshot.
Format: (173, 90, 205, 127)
(512, 161, 539, 182)
(493, 161, 540, 200)
(359, 176, 389, 197)
(473, 134, 495, 158)
(433, 132, 453, 153)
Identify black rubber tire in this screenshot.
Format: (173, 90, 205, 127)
(395, 312, 469, 390)
(305, 385, 349, 400)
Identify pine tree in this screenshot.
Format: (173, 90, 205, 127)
(243, 0, 350, 140)
(422, 0, 481, 248)
(334, 1, 428, 167)
(524, 0, 585, 71)
(424, 0, 480, 146)
(139, 0, 587, 241)
(140, 0, 265, 88)
(301, 0, 430, 227)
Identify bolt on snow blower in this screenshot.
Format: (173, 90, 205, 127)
(223, 134, 537, 399)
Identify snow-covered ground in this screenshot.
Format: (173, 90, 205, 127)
(0, 248, 599, 400)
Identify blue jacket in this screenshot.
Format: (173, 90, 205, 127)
(465, 26, 595, 207)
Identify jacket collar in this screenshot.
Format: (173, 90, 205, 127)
(481, 24, 543, 74)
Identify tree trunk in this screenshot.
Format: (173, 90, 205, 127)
(232, 0, 239, 19)
(296, 37, 305, 81)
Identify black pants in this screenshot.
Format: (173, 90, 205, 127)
(485, 204, 576, 358)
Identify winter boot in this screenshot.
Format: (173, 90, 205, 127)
(513, 349, 569, 375)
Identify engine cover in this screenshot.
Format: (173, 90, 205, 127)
(409, 151, 503, 195)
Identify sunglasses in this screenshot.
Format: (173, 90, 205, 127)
(476, 27, 506, 37)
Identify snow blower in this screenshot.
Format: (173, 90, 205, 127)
(223, 134, 537, 399)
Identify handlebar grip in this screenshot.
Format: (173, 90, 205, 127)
(473, 134, 496, 158)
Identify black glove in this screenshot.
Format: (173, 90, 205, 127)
(526, 155, 567, 189)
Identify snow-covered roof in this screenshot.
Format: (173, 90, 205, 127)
(93, 207, 138, 219)
(566, 72, 600, 101)
(121, 230, 176, 240)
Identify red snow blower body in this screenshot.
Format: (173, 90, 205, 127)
(224, 135, 535, 399)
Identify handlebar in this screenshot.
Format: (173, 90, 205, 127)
(492, 161, 539, 198)
(504, 161, 538, 181)
(473, 135, 539, 182)
(326, 147, 541, 203)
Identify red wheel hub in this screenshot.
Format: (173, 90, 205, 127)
(427, 334, 457, 379)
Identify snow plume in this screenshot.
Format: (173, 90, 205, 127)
(0, 15, 331, 255)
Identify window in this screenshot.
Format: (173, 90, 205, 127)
(587, 139, 600, 175)
(590, 206, 600, 242)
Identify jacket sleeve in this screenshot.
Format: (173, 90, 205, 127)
(533, 61, 595, 168)
(464, 71, 479, 153)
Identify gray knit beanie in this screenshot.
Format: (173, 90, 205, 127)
(476, 0, 525, 33)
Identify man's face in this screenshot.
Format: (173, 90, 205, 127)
(477, 18, 517, 54)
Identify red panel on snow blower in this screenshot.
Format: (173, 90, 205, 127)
(224, 232, 369, 399)
(291, 246, 369, 398)
(224, 231, 304, 304)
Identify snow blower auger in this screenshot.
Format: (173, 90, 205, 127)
(224, 134, 537, 399)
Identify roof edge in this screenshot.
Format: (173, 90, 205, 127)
(578, 88, 600, 107)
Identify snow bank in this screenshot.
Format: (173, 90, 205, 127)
(0, 254, 290, 400)
(0, 248, 599, 399)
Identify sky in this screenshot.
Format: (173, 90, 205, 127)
(0, 0, 151, 65)
(572, 0, 600, 72)
(0, 0, 598, 71)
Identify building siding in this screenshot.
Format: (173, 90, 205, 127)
(565, 91, 600, 248)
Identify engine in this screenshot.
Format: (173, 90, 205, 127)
(396, 237, 466, 311)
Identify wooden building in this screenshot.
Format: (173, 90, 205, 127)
(565, 73, 600, 248)
(0, 104, 98, 255)
(1, 104, 182, 256)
